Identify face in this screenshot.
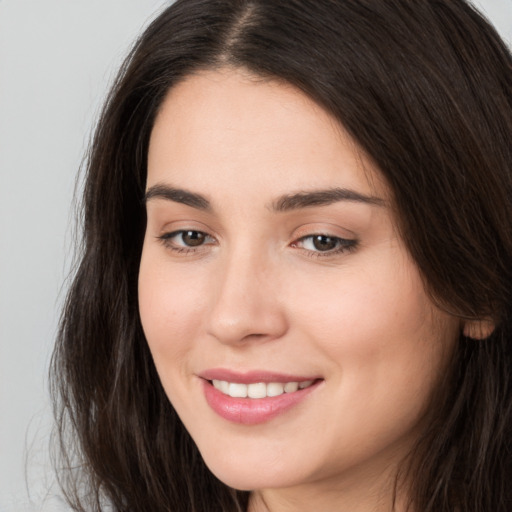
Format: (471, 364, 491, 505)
(139, 68, 460, 505)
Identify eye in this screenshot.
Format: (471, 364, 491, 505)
(293, 234, 357, 256)
(302, 234, 339, 252)
(158, 230, 215, 251)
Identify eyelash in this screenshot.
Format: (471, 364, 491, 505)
(157, 230, 216, 255)
(157, 230, 358, 258)
(292, 234, 358, 258)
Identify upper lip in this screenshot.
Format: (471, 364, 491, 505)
(198, 368, 322, 384)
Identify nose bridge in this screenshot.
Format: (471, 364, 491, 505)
(206, 238, 287, 345)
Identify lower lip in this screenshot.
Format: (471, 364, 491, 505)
(202, 379, 321, 425)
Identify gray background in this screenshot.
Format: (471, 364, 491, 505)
(0, 0, 511, 509)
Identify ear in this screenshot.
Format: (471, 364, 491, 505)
(462, 318, 495, 340)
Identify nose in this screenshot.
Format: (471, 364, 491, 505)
(205, 247, 289, 346)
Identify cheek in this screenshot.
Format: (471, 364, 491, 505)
(285, 260, 458, 467)
(292, 264, 422, 347)
(290, 251, 457, 405)
(138, 249, 206, 374)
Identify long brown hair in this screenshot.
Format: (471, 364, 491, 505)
(52, 1, 512, 510)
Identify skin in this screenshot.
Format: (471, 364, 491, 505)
(138, 68, 463, 512)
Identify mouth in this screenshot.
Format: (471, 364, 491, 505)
(199, 370, 323, 425)
(210, 379, 316, 398)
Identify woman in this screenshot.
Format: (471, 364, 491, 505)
(52, 0, 512, 511)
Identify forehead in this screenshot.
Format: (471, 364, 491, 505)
(147, 68, 389, 201)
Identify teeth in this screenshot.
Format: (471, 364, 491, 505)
(211, 379, 315, 399)
(212, 380, 229, 394)
(284, 381, 299, 393)
(248, 382, 267, 398)
(267, 382, 285, 397)
(228, 382, 248, 398)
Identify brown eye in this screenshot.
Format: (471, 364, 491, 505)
(181, 230, 206, 247)
(293, 233, 357, 257)
(311, 235, 338, 251)
(158, 229, 215, 251)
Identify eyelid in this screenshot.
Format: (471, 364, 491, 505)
(156, 227, 217, 255)
(291, 223, 356, 241)
(153, 216, 214, 234)
(292, 233, 358, 256)
(153, 222, 358, 258)
(290, 224, 359, 258)
(161, 229, 215, 244)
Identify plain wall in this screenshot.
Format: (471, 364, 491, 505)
(0, 1, 169, 509)
(0, 0, 510, 510)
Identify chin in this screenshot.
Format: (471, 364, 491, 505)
(199, 446, 309, 491)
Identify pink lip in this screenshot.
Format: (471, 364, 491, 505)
(199, 368, 320, 384)
(199, 369, 323, 425)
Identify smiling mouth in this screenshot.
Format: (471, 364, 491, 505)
(210, 379, 316, 399)
(202, 376, 323, 424)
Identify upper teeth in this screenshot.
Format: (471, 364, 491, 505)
(212, 380, 314, 399)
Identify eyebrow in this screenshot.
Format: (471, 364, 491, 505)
(144, 184, 212, 211)
(144, 183, 385, 212)
(271, 188, 386, 211)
